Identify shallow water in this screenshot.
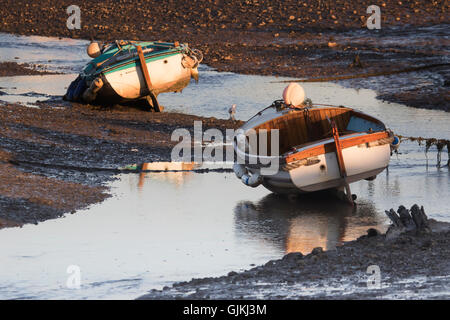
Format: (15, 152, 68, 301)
(0, 33, 449, 299)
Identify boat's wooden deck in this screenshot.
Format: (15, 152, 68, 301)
(254, 107, 351, 154)
(253, 107, 385, 155)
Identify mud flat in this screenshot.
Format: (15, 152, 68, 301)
(0, 1, 448, 111)
(139, 218, 450, 299)
(0, 61, 57, 77)
(0, 100, 239, 228)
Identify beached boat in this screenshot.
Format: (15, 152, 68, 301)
(233, 83, 399, 202)
(64, 40, 202, 111)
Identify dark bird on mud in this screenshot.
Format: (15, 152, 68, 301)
(349, 54, 363, 68)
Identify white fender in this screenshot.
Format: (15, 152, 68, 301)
(233, 163, 247, 179)
(241, 173, 262, 188)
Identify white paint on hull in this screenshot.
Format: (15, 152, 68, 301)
(104, 53, 191, 99)
(289, 143, 391, 192)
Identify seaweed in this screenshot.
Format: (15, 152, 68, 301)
(397, 135, 450, 167)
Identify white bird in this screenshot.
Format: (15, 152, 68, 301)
(228, 104, 236, 120)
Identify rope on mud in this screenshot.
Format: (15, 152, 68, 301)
(397, 135, 450, 167)
(271, 63, 450, 83)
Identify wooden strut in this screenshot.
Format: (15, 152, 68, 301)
(136, 45, 161, 112)
(327, 117, 354, 205)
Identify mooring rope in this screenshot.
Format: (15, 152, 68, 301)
(396, 135, 450, 167)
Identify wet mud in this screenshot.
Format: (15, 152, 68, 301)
(0, 62, 57, 77)
(139, 218, 450, 299)
(0, 100, 240, 227)
(0, 1, 448, 111)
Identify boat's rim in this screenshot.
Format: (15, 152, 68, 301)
(82, 42, 188, 78)
(233, 103, 393, 168)
(241, 103, 385, 133)
(234, 130, 393, 171)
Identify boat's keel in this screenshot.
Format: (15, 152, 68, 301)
(331, 186, 356, 205)
(145, 92, 163, 112)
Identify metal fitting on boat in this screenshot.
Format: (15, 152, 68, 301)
(181, 55, 198, 69)
(82, 77, 103, 102)
(190, 67, 199, 82)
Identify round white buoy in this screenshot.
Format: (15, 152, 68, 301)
(282, 83, 305, 107)
(87, 42, 101, 58)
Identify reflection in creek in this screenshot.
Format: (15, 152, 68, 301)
(137, 162, 198, 188)
(234, 192, 386, 255)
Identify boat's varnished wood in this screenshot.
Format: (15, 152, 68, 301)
(253, 107, 384, 155)
(285, 131, 391, 163)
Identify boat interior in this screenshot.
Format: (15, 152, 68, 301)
(253, 107, 386, 155)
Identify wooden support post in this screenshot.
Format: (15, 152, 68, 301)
(136, 45, 161, 112)
(328, 117, 354, 205)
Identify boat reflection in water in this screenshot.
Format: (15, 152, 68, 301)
(234, 192, 387, 255)
(137, 162, 199, 188)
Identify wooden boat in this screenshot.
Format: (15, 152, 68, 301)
(64, 40, 202, 111)
(233, 83, 398, 202)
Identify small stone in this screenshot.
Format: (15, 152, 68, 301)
(227, 271, 238, 277)
(421, 239, 434, 249)
(367, 228, 380, 237)
(282, 252, 304, 262)
(311, 247, 323, 255)
(367, 253, 378, 259)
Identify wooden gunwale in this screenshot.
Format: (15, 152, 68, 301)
(285, 131, 391, 163)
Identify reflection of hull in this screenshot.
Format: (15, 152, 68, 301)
(137, 162, 198, 188)
(234, 104, 394, 194)
(234, 192, 382, 254)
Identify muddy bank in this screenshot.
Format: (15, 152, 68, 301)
(0, 100, 240, 227)
(138, 217, 450, 299)
(0, 1, 448, 111)
(0, 61, 57, 77)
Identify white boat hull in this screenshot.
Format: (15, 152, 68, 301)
(104, 53, 192, 100)
(288, 143, 390, 192)
(233, 103, 395, 195)
(243, 142, 390, 194)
